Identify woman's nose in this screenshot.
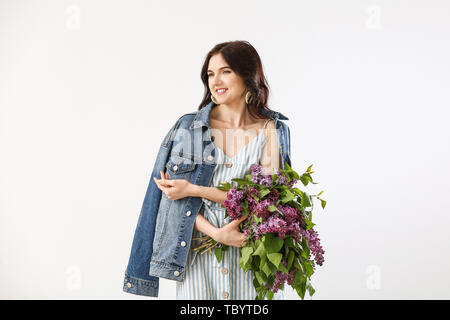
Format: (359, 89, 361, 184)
(210, 73, 223, 83)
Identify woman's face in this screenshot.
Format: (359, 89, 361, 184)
(207, 53, 247, 106)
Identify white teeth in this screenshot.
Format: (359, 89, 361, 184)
(217, 88, 227, 93)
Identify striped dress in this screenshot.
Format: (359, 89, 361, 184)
(176, 119, 285, 300)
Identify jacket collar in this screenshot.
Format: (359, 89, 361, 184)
(190, 101, 289, 129)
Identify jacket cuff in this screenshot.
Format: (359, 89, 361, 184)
(123, 274, 159, 297)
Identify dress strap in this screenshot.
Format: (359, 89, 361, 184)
(263, 118, 271, 129)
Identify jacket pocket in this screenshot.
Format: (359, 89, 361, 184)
(165, 154, 196, 176)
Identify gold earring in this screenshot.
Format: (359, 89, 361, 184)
(245, 91, 252, 104)
(211, 94, 218, 104)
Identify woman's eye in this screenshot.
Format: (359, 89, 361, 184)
(208, 70, 231, 77)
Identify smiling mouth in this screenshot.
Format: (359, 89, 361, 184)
(216, 88, 228, 95)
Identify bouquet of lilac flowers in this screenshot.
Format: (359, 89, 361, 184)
(192, 162, 327, 300)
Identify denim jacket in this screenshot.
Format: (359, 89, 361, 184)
(123, 101, 291, 297)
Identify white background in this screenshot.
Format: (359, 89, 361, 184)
(1, 0, 449, 299)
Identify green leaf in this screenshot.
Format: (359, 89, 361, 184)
(242, 200, 248, 216)
(299, 175, 309, 186)
(267, 291, 274, 300)
(301, 236, 311, 257)
(304, 173, 313, 183)
(300, 248, 309, 259)
(293, 272, 307, 300)
(304, 217, 315, 230)
(254, 271, 264, 285)
(268, 205, 284, 215)
(280, 190, 295, 203)
(279, 262, 289, 274)
(303, 260, 314, 278)
(259, 188, 271, 198)
(284, 236, 295, 248)
(240, 246, 254, 269)
(293, 257, 302, 271)
(214, 247, 223, 263)
(253, 278, 260, 290)
(320, 198, 327, 209)
(287, 250, 295, 269)
(263, 233, 284, 253)
(231, 178, 251, 185)
(253, 214, 263, 224)
(267, 260, 278, 273)
(256, 286, 268, 300)
(306, 279, 315, 296)
(261, 260, 272, 277)
(285, 161, 292, 171)
(300, 190, 312, 207)
(216, 181, 231, 191)
(267, 252, 282, 268)
(292, 269, 304, 288)
(259, 254, 267, 269)
(253, 241, 266, 256)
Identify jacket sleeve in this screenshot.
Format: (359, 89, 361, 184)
(285, 122, 292, 167)
(277, 120, 292, 170)
(122, 118, 181, 297)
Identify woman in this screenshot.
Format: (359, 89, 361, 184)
(152, 41, 289, 299)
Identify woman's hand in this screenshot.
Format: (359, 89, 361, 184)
(214, 215, 247, 248)
(153, 170, 195, 200)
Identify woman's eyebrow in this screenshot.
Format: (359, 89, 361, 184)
(207, 66, 231, 72)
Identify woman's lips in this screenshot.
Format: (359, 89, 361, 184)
(216, 88, 228, 95)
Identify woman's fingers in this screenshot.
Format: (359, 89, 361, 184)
(228, 215, 247, 228)
(156, 170, 174, 187)
(235, 215, 247, 224)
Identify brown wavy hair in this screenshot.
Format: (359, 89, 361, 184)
(198, 40, 272, 120)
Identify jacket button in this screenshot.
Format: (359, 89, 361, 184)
(186, 211, 191, 216)
(173, 165, 178, 171)
(174, 271, 180, 276)
(126, 282, 133, 288)
(181, 241, 186, 247)
(207, 155, 214, 161)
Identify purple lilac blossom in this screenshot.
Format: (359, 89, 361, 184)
(255, 199, 272, 219)
(250, 164, 273, 187)
(300, 227, 325, 268)
(250, 204, 305, 242)
(267, 189, 279, 203)
(245, 186, 259, 212)
(275, 169, 288, 185)
(250, 164, 262, 183)
(253, 215, 287, 240)
(223, 189, 244, 220)
(259, 174, 273, 187)
(270, 260, 296, 293)
(276, 204, 302, 224)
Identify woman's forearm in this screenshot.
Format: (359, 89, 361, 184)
(194, 213, 219, 239)
(190, 185, 227, 206)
